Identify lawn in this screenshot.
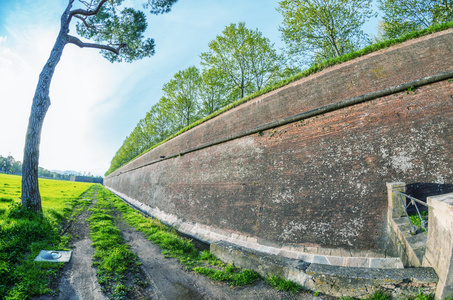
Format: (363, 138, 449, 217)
(0, 173, 94, 299)
(0, 173, 93, 218)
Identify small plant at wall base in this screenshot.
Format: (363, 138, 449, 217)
(365, 290, 390, 300)
(264, 275, 303, 293)
(405, 85, 416, 94)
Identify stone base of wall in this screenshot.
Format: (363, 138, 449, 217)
(108, 186, 404, 269)
(212, 241, 438, 298)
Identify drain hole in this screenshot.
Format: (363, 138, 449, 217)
(42, 251, 62, 260)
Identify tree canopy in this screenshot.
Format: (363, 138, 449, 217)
(162, 66, 202, 128)
(21, 0, 178, 212)
(104, 0, 453, 178)
(105, 23, 282, 176)
(200, 22, 281, 99)
(277, 0, 375, 65)
(378, 0, 453, 39)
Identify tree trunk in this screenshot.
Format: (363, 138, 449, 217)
(21, 3, 72, 212)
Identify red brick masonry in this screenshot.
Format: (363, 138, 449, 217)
(105, 29, 453, 254)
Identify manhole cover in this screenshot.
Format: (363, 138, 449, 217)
(35, 250, 72, 262)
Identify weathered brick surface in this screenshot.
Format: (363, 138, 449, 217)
(105, 30, 453, 253)
(110, 29, 453, 174)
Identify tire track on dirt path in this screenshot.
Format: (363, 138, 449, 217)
(34, 186, 107, 300)
(116, 216, 323, 300)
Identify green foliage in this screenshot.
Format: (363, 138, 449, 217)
(415, 289, 434, 300)
(365, 290, 390, 300)
(0, 154, 21, 175)
(199, 67, 232, 116)
(105, 22, 453, 176)
(0, 174, 93, 220)
(87, 187, 141, 299)
(74, 0, 178, 63)
(99, 187, 265, 288)
(200, 22, 281, 99)
(162, 66, 202, 128)
(0, 197, 13, 202)
(0, 178, 93, 299)
(277, 0, 375, 65)
(264, 275, 303, 293)
(105, 23, 281, 176)
(378, 0, 453, 39)
(193, 266, 260, 286)
(144, 0, 179, 14)
(408, 210, 428, 232)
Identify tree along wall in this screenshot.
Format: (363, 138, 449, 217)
(105, 29, 453, 257)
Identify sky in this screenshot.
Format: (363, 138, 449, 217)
(0, 0, 379, 177)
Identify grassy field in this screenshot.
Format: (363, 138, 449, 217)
(0, 173, 93, 218)
(0, 173, 94, 299)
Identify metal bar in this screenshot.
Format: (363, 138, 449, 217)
(413, 200, 428, 234)
(397, 192, 428, 207)
(396, 191, 428, 235)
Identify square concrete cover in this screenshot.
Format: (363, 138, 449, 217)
(34, 250, 72, 263)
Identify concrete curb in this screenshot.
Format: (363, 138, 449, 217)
(212, 241, 438, 298)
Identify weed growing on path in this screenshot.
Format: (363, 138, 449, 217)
(88, 187, 147, 299)
(101, 187, 289, 289)
(264, 275, 302, 293)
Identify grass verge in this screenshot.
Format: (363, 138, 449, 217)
(0, 178, 94, 299)
(264, 275, 303, 293)
(88, 187, 148, 299)
(100, 186, 303, 290)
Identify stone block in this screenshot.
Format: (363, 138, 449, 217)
(345, 257, 369, 268)
(369, 258, 404, 269)
(304, 247, 319, 254)
(327, 256, 345, 266)
(387, 182, 406, 219)
(297, 252, 314, 263)
(278, 249, 299, 259)
(424, 193, 453, 299)
(313, 255, 330, 265)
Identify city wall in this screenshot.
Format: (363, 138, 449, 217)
(104, 29, 453, 265)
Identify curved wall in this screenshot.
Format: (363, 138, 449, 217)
(105, 29, 453, 260)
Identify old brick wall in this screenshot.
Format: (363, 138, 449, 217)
(105, 29, 453, 254)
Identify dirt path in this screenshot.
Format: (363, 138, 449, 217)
(34, 195, 107, 300)
(118, 217, 322, 300)
(35, 189, 333, 300)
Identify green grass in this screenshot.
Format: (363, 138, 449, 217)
(87, 187, 147, 299)
(364, 290, 390, 300)
(339, 289, 434, 300)
(0, 173, 93, 217)
(0, 174, 94, 299)
(408, 210, 428, 233)
(105, 21, 453, 177)
(100, 187, 262, 287)
(264, 275, 303, 293)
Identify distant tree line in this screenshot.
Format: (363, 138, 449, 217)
(106, 0, 453, 176)
(0, 154, 102, 181)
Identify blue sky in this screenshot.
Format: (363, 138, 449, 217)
(0, 0, 379, 176)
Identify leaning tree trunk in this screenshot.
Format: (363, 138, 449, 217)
(21, 3, 72, 213)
